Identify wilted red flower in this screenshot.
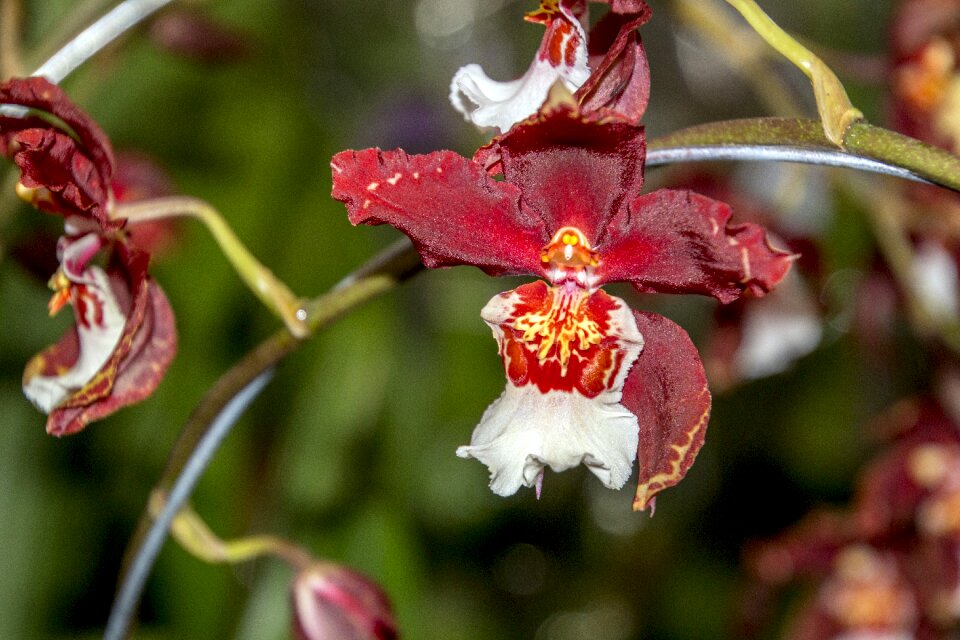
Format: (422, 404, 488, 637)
(291, 563, 397, 640)
(1, 76, 177, 435)
(450, 0, 652, 132)
(332, 94, 792, 511)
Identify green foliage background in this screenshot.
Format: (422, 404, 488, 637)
(0, 0, 920, 638)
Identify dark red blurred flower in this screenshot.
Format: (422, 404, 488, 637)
(291, 563, 397, 640)
(332, 95, 791, 511)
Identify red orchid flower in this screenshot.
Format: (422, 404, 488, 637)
(450, 0, 651, 133)
(332, 96, 792, 511)
(1, 76, 177, 436)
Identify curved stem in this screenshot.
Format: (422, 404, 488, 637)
(32, 0, 173, 83)
(103, 369, 274, 640)
(150, 494, 312, 569)
(108, 238, 421, 639)
(723, 0, 862, 146)
(647, 118, 960, 192)
(114, 196, 309, 337)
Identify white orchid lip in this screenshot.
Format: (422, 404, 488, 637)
(449, 0, 589, 133)
(458, 280, 644, 496)
(23, 233, 127, 414)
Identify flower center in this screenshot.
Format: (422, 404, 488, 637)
(482, 282, 640, 399)
(540, 226, 599, 287)
(46, 268, 105, 330)
(512, 285, 603, 376)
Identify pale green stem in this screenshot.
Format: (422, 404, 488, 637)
(113, 196, 309, 338)
(1, 0, 24, 77)
(724, 0, 863, 147)
(149, 490, 312, 570)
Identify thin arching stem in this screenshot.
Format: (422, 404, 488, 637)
(108, 239, 422, 640)
(103, 370, 274, 640)
(115, 197, 309, 337)
(32, 0, 173, 82)
(723, 0, 862, 146)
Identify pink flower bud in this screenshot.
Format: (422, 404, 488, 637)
(291, 563, 398, 640)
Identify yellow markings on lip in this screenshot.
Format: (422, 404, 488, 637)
(512, 287, 603, 376)
(525, 0, 561, 24)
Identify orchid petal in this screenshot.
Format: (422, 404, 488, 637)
(1, 77, 117, 228)
(450, 1, 589, 133)
(477, 104, 646, 246)
(623, 311, 711, 512)
(575, 3, 652, 122)
(23, 263, 125, 414)
(23, 238, 176, 436)
(457, 283, 644, 495)
(44, 279, 177, 436)
(598, 189, 794, 302)
(331, 148, 548, 277)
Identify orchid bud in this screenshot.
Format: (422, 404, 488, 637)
(291, 563, 398, 640)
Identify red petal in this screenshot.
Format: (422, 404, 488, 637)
(575, 5, 652, 122)
(44, 241, 175, 435)
(1, 78, 118, 227)
(622, 311, 710, 512)
(598, 189, 794, 302)
(13, 128, 117, 227)
(331, 148, 548, 277)
(475, 105, 645, 247)
(45, 279, 176, 436)
(592, 0, 652, 14)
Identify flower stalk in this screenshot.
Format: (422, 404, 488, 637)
(149, 491, 312, 569)
(114, 196, 310, 337)
(648, 118, 960, 192)
(111, 239, 421, 639)
(723, 0, 863, 146)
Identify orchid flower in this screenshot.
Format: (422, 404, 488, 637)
(450, 0, 652, 133)
(1, 77, 177, 435)
(332, 90, 792, 511)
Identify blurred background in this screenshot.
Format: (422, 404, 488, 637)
(3, 0, 949, 638)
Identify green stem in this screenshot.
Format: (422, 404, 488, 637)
(149, 491, 312, 570)
(723, 0, 863, 146)
(648, 118, 960, 192)
(117, 238, 421, 604)
(113, 196, 310, 338)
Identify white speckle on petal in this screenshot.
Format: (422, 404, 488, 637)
(366, 181, 379, 191)
(387, 172, 402, 186)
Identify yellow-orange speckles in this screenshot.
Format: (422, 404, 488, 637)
(633, 386, 710, 512)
